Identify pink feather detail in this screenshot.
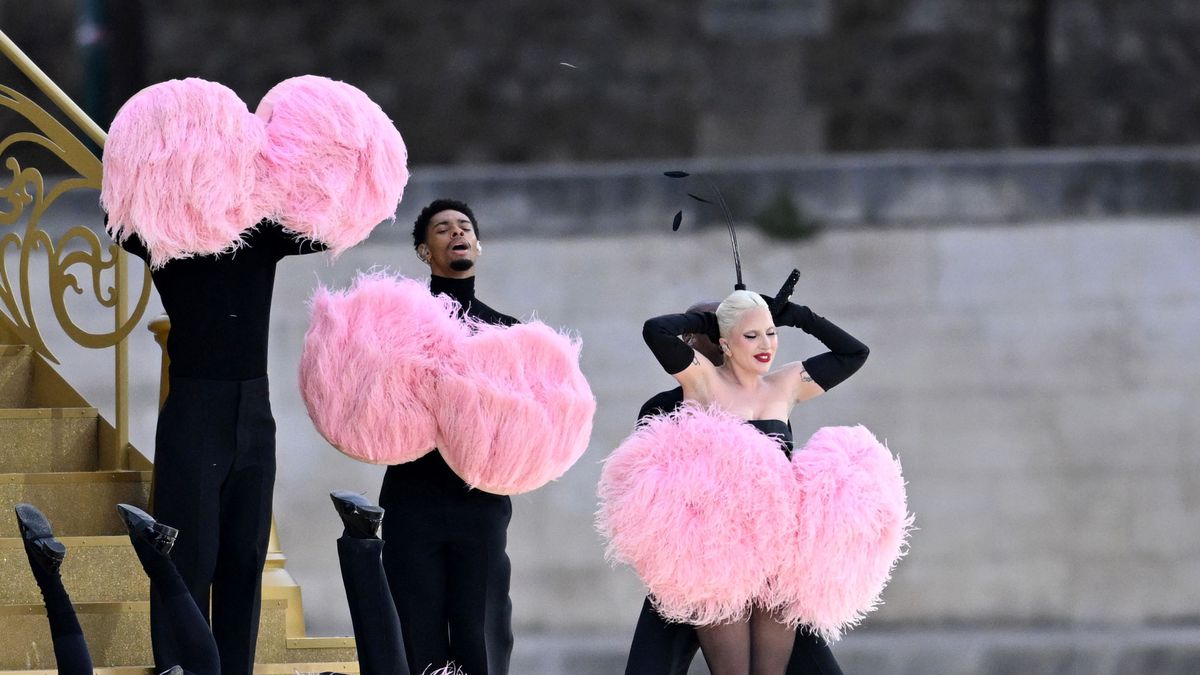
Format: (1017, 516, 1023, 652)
(597, 405, 796, 625)
(299, 273, 467, 464)
(767, 425, 912, 642)
(101, 78, 267, 268)
(434, 321, 596, 495)
(254, 75, 409, 254)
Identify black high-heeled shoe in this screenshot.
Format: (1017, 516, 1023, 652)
(14, 503, 67, 574)
(116, 504, 178, 556)
(329, 490, 384, 539)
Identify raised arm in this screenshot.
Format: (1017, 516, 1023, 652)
(773, 301, 869, 401)
(641, 311, 719, 392)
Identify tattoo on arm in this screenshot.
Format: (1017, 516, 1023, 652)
(800, 369, 813, 383)
(692, 356, 701, 367)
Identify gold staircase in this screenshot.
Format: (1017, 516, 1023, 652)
(0, 30, 359, 675)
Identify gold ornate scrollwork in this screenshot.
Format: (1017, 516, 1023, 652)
(0, 83, 151, 363)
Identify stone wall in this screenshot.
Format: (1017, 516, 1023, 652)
(9, 1, 1200, 161)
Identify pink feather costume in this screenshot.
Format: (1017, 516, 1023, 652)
(767, 425, 912, 642)
(435, 320, 596, 495)
(598, 411, 910, 636)
(102, 75, 407, 267)
(300, 273, 467, 464)
(597, 405, 797, 625)
(254, 75, 409, 254)
(102, 78, 267, 269)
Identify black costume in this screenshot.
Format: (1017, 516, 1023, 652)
(379, 274, 517, 675)
(120, 223, 326, 675)
(630, 298, 867, 674)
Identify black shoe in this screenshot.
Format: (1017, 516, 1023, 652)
(116, 504, 178, 556)
(14, 503, 67, 574)
(330, 490, 384, 539)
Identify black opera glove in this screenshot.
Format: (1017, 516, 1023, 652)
(773, 301, 869, 391)
(642, 312, 719, 375)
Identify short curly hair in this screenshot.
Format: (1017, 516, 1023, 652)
(412, 199, 478, 250)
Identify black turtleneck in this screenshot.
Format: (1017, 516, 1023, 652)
(429, 274, 518, 327)
(119, 221, 327, 380)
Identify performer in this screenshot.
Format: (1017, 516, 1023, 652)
(637, 289, 868, 675)
(379, 199, 516, 675)
(14, 502, 217, 675)
(625, 301, 846, 675)
(118, 225, 325, 674)
(102, 75, 406, 674)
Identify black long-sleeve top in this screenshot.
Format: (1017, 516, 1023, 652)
(119, 221, 326, 380)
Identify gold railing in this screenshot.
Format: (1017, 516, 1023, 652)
(0, 30, 152, 463)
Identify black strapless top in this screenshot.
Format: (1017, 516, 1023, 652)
(748, 419, 793, 457)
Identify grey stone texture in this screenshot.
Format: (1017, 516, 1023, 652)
(11, 1, 1200, 160)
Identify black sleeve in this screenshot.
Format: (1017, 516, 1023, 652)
(774, 302, 869, 391)
(642, 312, 718, 375)
(262, 220, 330, 259)
(117, 232, 150, 264)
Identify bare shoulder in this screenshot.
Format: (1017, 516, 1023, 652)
(770, 360, 824, 402)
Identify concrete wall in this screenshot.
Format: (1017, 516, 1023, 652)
(31, 213, 1197, 645)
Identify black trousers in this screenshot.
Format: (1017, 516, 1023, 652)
(152, 375, 276, 675)
(337, 536, 410, 675)
(625, 597, 844, 675)
(380, 453, 514, 675)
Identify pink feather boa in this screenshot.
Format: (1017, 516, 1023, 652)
(435, 320, 596, 495)
(101, 78, 267, 268)
(597, 405, 796, 625)
(255, 75, 409, 254)
(766, 425, 912, 642)
(299, 273, 467, 464)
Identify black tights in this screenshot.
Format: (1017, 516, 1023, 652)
(24, 535, 217, 675)
(696, 607, 797, 675)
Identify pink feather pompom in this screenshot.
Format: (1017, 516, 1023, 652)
(434, 321, 596, 495)
(597, 406, 796, 625)
(254, 75, 409, 254)
(768, 425, 912, 642)
(300, 273, 467, 464)
(102, 78, 267, 268)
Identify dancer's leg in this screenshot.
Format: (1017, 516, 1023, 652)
(119, 504, 220, 675)
(624, 597, 701, 675)
(330, 491, 410, 675)
(14, 504, 92, 675)
(210, 377, 276, 675)
(151, 378, 229, 671)
(750, 606, 795, 675)
(785, 630, 843, 675)
(444, 494, 513, 675)
(696, 619, 751, 675)
(384, 468, 453, 672)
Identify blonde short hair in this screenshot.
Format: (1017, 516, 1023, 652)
(715, 290, 768, 338)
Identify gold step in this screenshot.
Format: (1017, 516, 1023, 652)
(0, 599, 300, 669)
(0, 471, 152, 537)
(0, 409, 99, 473)
(0, 347, 91, 410)
(0, 536, 143, 605)
(0, 347, 32, 408)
